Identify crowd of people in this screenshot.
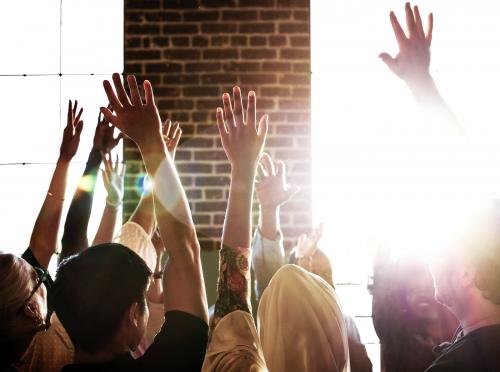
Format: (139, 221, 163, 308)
(1, 3, 500, 371)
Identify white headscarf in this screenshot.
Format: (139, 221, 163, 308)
(113, 221, 156, 272)
(258, 264, 349, 372)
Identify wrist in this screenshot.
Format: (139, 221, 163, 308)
(406, 72, 436, 96)
(106, 196, 122, 209)
(259, 206, 280, 240)
(231, 164, 257, 181)
(261, 204, 280, 214)
(56, 157, 71, 166)
(137, 134, 165, 156)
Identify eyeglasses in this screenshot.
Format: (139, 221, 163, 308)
(16, 268, 48, 316)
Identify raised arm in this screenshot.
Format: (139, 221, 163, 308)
(101, 73, 208, 323)
(379, 2, 460, 131)
(92, 152, 125, 245)
(252, 152, 299, 298)
(28, 100, 83, 269)
(128, 119, 182, 237)
(60, 110, 122, 261)
(211, 87, 268, 332)
(147, 228, 166, 304)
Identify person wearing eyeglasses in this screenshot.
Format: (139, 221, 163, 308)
(0, 253, 74, 371)
(0, 100, 83, 371)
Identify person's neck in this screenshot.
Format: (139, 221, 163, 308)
(459, 295, 500, 335)
(74, 343, 129, 365)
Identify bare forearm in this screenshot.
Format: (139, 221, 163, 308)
(129, 192, 155, 237)
(407, 74, 461, 132)
(92, 204, 119, 245)
(147, 255, 164, 304)
(259, 206, 280, 240)
(30, 158, 70, 268)
(211, 167, 256, 334)
(141, 141, 208, 322)
(222, 166, 256, 249)
(142, 143, 197, 258)
(60, 150, 101, 259)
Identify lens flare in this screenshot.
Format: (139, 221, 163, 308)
(78, 175, 96, 192)
(136, 173, 153, 196)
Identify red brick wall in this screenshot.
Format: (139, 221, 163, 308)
(124, 0, 312, 251)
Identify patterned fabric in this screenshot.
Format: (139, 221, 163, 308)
(18, 313, 74, 371)
(211, 246, 252, 335)
(202, 310, 268, 372)
(113, 221, 156, 272)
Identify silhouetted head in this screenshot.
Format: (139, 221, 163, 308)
(52, 243, 151, 355)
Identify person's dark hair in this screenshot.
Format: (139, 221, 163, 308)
(52, 243, 151, 353)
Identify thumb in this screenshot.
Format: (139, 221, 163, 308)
(286, 185, 301, 199)
(378, 52, 397, 70)
(257, 114, 268, 140)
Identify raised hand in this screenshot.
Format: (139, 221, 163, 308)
(100, 151, 125, 208)
(379, 2, 433, 87)
(60, 100, 84, 161)
(217, 87, 268, 171)
(100, 73, 163, 150)
(296, 223, 324, 259)
(162, 119, 182, 159)
(93, 106, 123, 152)
(256, 152, 300, 210)
(151, 227, 166, 259)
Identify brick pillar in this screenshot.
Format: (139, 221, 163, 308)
(124, 0, 312, 252)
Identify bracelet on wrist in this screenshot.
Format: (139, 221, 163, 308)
(153, 270, 164, 280)
(106, 197, 122, 209)
(47, 191, 65, 202)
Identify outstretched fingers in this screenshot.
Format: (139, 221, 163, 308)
(257, 114, 268, 141)
(426, 13, 433, 44)
(261, 152, 275, 176)
(103, 80, 123, 112)
(216, 107, 229, 142)
(143, 80, 155, 106)
(162, 119, 172, 138)
(170, 122, 182, 151)
(390, 11, 407, 49)
(405, 2, 417, 38)
(246, 91, 256, 129)
(413, 5, 425, 39)
(100, 106, 118, 127)
(112, 73, 132, 108)
(232, 86, 244, 126)
(74, 107, 83, 128)
(222, 93, 235, 131)
(67, 100, 73, 129)
(127, 75, 143, 106)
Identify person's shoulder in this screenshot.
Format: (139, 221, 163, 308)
(427, 327, 500, 372)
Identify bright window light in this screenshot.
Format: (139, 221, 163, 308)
(0, 0, 60, 74)
(0, 2, 123, 266)
(312, 1, 500, 370)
